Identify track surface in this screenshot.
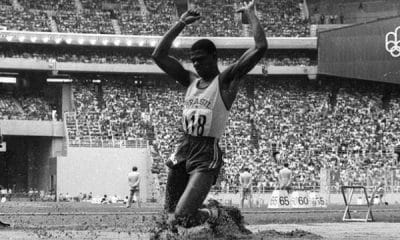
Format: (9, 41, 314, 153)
(1, 202, 400, 239)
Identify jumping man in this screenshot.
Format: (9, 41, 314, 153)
(152, 0, 267, 227)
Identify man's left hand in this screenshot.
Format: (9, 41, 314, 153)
(236, 0, 255, 14)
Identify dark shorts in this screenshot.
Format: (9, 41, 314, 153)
(172, 134, 224, 177)
(280, 185, 292, 192)
(164, 135, 224, 212)
(242, 187, 252, 199)
(130, 186, 139, 193)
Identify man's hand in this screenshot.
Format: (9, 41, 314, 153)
(236, 0, 255, 14)
(180, 9, 201, 25)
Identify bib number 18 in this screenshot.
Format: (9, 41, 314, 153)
(184, 114, 207, 136)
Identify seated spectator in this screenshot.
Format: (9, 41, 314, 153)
(101, 194, 110, 204)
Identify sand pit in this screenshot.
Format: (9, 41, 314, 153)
(149, 201, 322, 240)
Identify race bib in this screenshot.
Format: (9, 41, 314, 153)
(183, 108, 212, 136)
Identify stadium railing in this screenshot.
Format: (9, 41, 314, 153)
(68, 138, 148, 148)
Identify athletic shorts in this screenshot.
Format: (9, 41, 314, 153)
(164, 135, 224, 212)
(280, 185, 292, 192)
(171, 134, 224, 180)
(242, 187, 252, 198)
(130, 186, 139, 193)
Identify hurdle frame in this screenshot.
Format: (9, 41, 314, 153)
(341, 186, 374, 222)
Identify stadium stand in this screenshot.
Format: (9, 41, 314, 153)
(18, 0, 76, 11)
(0, 8, 51, 32)
(307, 0, 400, 24)
(257, 0, 310, 37)
(17, 94, 52, 120)
(0, 89, 53, 121)
(54, 11, 115, 34)
(0, 0, 11, 6)
(182, 0, 241, 37)
(0, 0, 311, 37)
(0, 95, 25, 120)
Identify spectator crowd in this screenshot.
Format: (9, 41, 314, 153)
(61, 76, 400, 192)
(0, 0, 397, 37)
(0, 89, 54, 121)
(0, 0, 311, 37)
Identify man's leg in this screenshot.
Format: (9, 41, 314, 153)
(136, 190, 141, 208)
(174, 171, 216, 227)
(127, 189, 133, 207)
(249, 193, 253, 208)
(240, 190, 244, 209)
(286, 186, 292, 195)
(164, 162, 190, 214)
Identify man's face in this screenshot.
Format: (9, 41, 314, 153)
(190, 50, 216, 78)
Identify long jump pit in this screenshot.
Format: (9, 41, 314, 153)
(1, 222, 400, 240)
(1, 201, 400, 240)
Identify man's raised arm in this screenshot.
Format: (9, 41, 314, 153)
(221, 0, 267, 82)
(152, 9, 201, 87)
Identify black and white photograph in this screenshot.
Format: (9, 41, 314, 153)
(0, 0, 399, 239)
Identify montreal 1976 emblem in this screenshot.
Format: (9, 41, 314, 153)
(385, 26, 400, 57)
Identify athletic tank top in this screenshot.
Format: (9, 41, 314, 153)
(182, 75, 229, 138)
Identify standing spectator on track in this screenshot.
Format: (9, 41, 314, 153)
(0, 186, 6, 201)
(6, 188, 11, 201)
(127, 166, 141, 208)
(239, 167, 253, 209)
(0, 185, 10, 228)
(28, 188, 35, 201)
(277, 162, 293, 193)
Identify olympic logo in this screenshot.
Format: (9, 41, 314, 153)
(385, 26, 400, 58)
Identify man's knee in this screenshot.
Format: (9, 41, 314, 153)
(174, 204, 193, 219)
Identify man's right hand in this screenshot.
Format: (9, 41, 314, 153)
(180, 9, 201, 25)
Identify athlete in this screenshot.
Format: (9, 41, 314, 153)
(127, 166, 140, 208)
(239, 168, 253, 209)
(152, 0, 267, 227)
